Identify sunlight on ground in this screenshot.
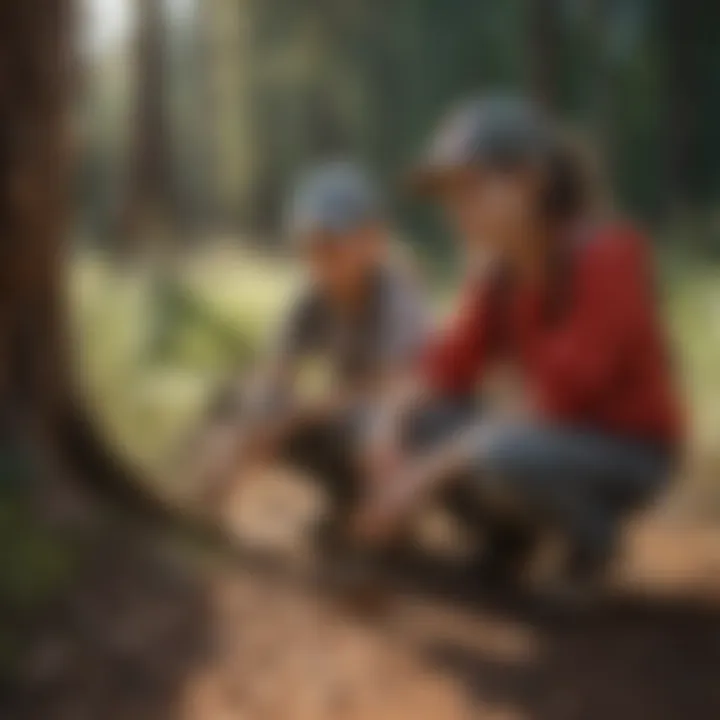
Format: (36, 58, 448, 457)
(70, 244, 300, 475)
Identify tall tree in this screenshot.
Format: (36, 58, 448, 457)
(655, 0, 701, 212)
(525, 0, 563, 109)
(0, 0, 72, 458)
(197, 0, 260, 229)
(0, 0, 171, 521)
(124, 0, 174, 246)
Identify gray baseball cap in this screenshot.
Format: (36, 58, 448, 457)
(286, 161, 382, 245)
(409, 95, 557, 194)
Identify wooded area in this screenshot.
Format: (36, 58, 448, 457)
(80, 0, 720, 252)
(0, 0, 184, 516)
(2, 1, 720, 718)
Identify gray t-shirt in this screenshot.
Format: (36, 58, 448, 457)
(273, 266, 428, 387)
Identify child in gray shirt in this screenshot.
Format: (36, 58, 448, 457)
(195, 162, 428, 540)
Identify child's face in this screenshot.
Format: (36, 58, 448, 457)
(302, 224, 385, 297)
(440, 166, 542, 265)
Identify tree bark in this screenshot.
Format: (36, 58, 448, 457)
(0, 1, 73, 440)
(123, 0, 174, 249)
(0, 0, 173, 520)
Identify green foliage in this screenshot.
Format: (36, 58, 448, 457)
(181, 1, 720, 244)
(0, 452, 77, 676)
(70, 250, 298, 475)
(0, 498, 74, 610)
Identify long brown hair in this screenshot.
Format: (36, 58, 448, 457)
(541, 129, 608, 225)
(489, 132, 609, 329)
(540, 130, 613, 322)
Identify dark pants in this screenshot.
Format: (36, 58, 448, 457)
(203, 383, 364, 521)
(278, 413, 363, 520)
(403, 400, 674, 563)
(469, 422, 674, 562)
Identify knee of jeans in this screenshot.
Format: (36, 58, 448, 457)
(472, 426, 530, 487)
(459, 435, 526, 521)
(405, 400, 477, 449)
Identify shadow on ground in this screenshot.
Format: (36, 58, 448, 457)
(2, 530, 213, 720)
(3, 511, 720, 719)
(423, 592, 720, 720)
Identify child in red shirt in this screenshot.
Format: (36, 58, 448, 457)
(355, 97, 682, 588)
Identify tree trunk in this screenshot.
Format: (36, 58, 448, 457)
(0, 0, 74, 454)
(525, 0, 563, 110)
(0, 0, 173, 520)
(656, 0, 700, 213)
(586, 0, 615, 163)
(123, 0, 174, 250)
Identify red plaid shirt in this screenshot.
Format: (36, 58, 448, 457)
(424, 223, 683, 446)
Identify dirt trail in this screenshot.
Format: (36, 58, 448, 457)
(6, 474, 720, 719)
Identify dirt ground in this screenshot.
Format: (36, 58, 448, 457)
(5, 473, 720, 720)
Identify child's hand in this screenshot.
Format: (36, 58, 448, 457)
(364, 435, 404, 488)
(353, 431, 477, 547)
(352, 461, 428, 545)
(352, 480, 410, 546)
(361, 409, 405, 490)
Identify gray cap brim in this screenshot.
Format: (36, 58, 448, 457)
(408, 96, 555, 197)
(405, 162, 479, 197)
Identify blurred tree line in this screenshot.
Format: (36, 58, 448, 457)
(82, 0, 720, 255)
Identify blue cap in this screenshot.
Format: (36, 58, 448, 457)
(287, 162, 381, 245)
(409, 95, 556, 194)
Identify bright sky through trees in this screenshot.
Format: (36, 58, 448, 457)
(84, 0, 193, 55)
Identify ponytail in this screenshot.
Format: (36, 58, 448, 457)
(542, 132, 605, 224)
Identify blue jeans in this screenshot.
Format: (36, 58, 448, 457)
(404, 401, 674, 559)
(476, 423, 673, 558)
